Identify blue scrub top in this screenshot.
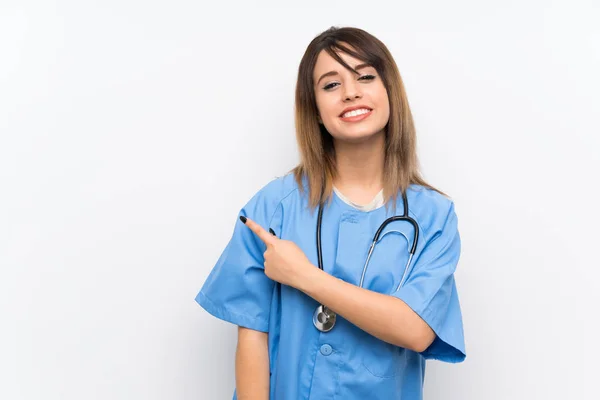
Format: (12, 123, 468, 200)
(196, 173, 466, 400)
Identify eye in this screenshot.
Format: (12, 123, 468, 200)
(359, 74, 376, 81)
(322, 74, 377, 91)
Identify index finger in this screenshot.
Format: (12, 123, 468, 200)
(240, 216, 276, 246)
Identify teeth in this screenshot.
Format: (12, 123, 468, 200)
(342, 108, 371, 118)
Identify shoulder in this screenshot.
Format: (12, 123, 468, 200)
(406, 184, 458, 241)
(249, 172, 302, 206)
(241, 172, 303, 223)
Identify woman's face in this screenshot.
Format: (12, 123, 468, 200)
(313, 46, 390, 143)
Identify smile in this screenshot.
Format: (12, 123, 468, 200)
(340, 108, 373, 122)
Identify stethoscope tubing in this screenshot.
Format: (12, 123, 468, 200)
(313, 190, 419, 332)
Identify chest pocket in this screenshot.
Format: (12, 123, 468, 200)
(361, 222, 414, 295)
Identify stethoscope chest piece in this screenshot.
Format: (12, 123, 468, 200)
(313, 304, 336, 332)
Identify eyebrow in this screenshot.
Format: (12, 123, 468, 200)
(315, 63, 373, 86)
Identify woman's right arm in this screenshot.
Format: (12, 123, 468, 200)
(235, 326, 270, 400)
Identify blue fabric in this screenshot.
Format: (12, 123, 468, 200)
(196, 173, 466, 400)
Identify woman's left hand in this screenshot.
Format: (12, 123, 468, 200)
(240, 216, 312, 288)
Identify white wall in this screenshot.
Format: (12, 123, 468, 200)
(1, 1, 599, 399)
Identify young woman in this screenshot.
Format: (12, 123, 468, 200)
(196, 26, 466, 400)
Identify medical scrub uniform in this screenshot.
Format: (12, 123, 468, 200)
(196, 173, 466, 399)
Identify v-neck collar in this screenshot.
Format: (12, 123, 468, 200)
(332, 186, 385, 212)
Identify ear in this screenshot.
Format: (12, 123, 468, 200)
(317, 114, 323, 124)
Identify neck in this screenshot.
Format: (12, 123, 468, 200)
(332, 130, 385, 192)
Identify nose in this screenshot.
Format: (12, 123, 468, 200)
(342, 79, 362, 101)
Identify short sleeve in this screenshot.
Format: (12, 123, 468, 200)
(393, 201, 466, 363)
(194, 190, 280, 333)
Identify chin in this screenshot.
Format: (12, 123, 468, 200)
(334, 132, 381, 144)
(333, 126, 386, 143)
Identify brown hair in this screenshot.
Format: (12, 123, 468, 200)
(290, 26, 446, 212)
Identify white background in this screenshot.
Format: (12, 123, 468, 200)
(1, 1, 599, 399)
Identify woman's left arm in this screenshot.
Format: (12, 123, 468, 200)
(296, 266, 435, 352)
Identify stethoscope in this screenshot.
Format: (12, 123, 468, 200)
(312, 190, 420, 332)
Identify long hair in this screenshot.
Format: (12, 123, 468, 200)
(290, 26, 446, 211)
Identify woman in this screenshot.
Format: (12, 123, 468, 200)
(196, 26, 466, 400)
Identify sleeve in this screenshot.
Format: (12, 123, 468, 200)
(392, 201, 466, 363)
(194, 191, 280, 333)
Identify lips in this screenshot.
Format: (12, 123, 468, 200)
(339, 109, 373, 123)
(339, 105, 373, 117)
